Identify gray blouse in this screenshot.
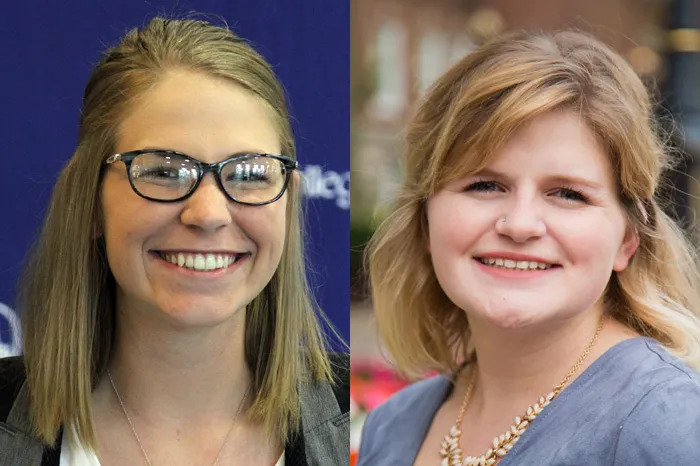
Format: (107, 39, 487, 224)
(357, 337, 700, 465)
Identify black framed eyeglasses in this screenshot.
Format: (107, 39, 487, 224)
(103, 149, 298, 205)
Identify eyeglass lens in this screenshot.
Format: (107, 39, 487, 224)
(129, 152, 288, 203)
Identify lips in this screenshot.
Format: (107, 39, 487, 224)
(476, 257, 557, 270)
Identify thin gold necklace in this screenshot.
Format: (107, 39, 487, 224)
(440, 317, 604, 466)
(107, 370, 250, 466)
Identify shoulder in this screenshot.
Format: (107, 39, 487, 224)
(0, 356, 26, 423)
(369, 373, 450, 420)
(358, 374, 451, 463)
(297, 352, 349, 421)
(585, 337, 699, 397)
(292, 353, 349, 465)
(612, 342, 700, 464)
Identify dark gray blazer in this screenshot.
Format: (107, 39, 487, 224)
(0, 354, 349, 466)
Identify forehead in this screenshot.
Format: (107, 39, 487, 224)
(456, 110, 615, 187)
(116, 69, 281, 158)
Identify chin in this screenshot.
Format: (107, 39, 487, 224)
(479, 307, 543, 330)
(155, 298, 246, 329)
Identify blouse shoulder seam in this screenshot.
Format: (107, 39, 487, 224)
(611, 375, 694, 465)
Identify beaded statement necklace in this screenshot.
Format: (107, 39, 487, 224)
(439, 318, 604, 466)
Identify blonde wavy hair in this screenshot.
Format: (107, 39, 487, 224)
(19, 17, 333, 448)
(367, 29, 700, 379)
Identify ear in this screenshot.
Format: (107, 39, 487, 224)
(292, 170, 301, 189)
(612, 227, 640, 272)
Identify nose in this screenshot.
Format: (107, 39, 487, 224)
(495, 197, 547, 243)
(179, 174, 233, 232)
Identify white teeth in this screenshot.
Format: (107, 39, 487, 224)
(160, 252, 239, 272)
(205, 254, 217, 270)
(193, 254, 205, 271)
(479, 257, 553, 270)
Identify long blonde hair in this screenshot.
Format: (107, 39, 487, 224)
(19, 17, 333, 448)
(367, 29, 700, 379)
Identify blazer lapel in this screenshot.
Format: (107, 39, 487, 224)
(297, 379, 349, 466)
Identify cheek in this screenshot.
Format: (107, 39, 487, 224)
(100, 181, 167, 275)
(427, 196, 491, 258)
(237, 202, 288, 259)
(102, 214, 149, 281)
(554, 211, 625, 268)
(426, 197, 486, 291)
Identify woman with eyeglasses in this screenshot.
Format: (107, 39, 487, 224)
(0, 17, 348, 466)
(357, 30, 700, 465)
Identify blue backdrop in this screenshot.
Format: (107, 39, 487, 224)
(0, 1, 349, 355)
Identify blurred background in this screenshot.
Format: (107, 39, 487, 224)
(349, 0, 700, 460)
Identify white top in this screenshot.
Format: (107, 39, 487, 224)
(59, 426, 285, 465)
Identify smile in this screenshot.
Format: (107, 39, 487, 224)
(154, 251, 247, 272)
(476, 257, 556, 270)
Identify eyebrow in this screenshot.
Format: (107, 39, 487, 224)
(474, 168, 606, 191)
(142, 147, 272, 156)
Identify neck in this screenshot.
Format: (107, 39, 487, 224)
(103, 303, 250, 425)
(462, 308, 638, 417)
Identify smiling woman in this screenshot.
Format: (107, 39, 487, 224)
(427, 110, 639, 331)
(100, 69, 291, 331)
(0, 17, 348, 466)
(358, 30, 700, 466)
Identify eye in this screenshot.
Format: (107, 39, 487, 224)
(134, 166, 183, 181)
(226, 171, 271, 183)
(144, 167, 180, 178)
(553, 187, 588, 203)
(464, 180, 502, 193)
